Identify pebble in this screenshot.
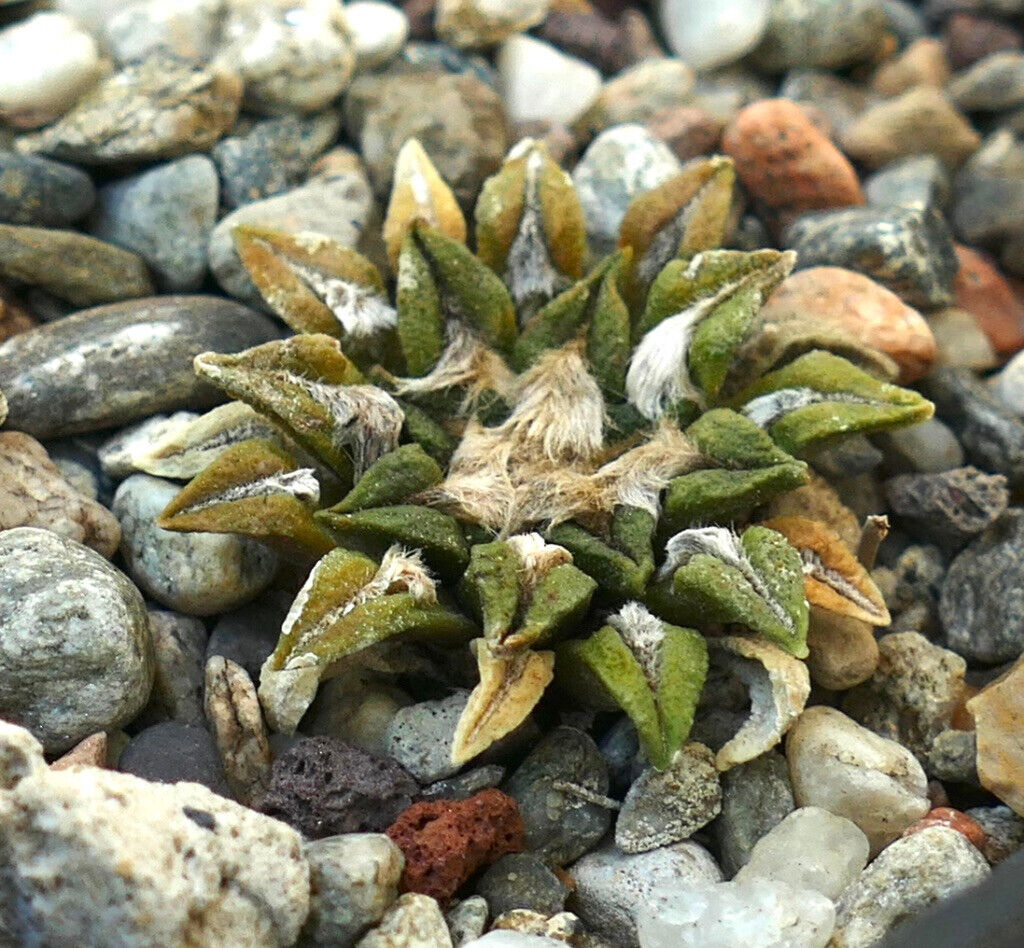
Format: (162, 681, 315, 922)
(659, 0, 770, 72)
(50, 731, 108, 771)
(926, 728, 979, 786)
(646, 104, 724, 163)
(750, 0, 887, 72)
(357, 892, 453, 948)
(207, 588, 293, 683)
(345, 68, 507, 207)
(735, 806, 869, 899)
(0, 223, 154, 307)
(447, 896, 489, 945)
(464, 934, 562, 948)
(952, 131, 1024, 245)
(830, 827, 989, 948)
(18, 54, 242, 166)
(904, 807, 988, 850)
(878, 418, 966, 475)
(569, 839, 722, 948)
(885, 466, 1010, 548)
(208, 156, 374, 301)
(784, 204, 959, 309)
(0, 13, 101, 128)
(119, 721, 231, 796)
(714, 750, 796, 876)
(571, 124, 681, 256)
(0, 528, 153, 754)
(863, 154, 951, 210)
(113, 473, 277, 615)
(637, 878, 835, 948)
(759, 266, 935, 382)
(103, 0, 223, 65)
(0, 295, 277, 439)
(88, 155, 218, 292)
(841, 86, 981, 169)
(954, 245, 1024, 356)
(967, 654, 1024, 816)
(497, 36, 602, 127)
(204, 655, 273, 805)
(301, 671, 413, 756)
(778, 68, 876, 137)
(261, 734, 418, 840)
(722, 99, 864, 227)
(387, 788, 525, 903)
(929, 305, 1000, 370)
(301, 833, 405, 946)
(0, 430, 120, 557)
(536, 8, 636, 76)
(385, 691, 471, 784)
(966, 805, 1024, 864)
(927, 364, 1024, 484)
(786, 705, 930, 854)
(475, 852, 569, 917)
(0, 151, 95, 227)
(0, 721, 309, 947)
(993, 349, 1024, 416)
(948, 51, 1024, 113)
(436, 0, 550, 49)
(142, 609, 207, 728)
(503, 726, 612, 866)
(945, 12, 1022, 71)
(217, 0, 355, 115)
(806, 609, 880, 691)
(872, 37, 950, 96)
(345, 2, 409, 70)
(580, 58, 696, 135)
(616, 743, 722, 854)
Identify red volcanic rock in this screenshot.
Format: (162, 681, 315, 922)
(954, 245, 1024, 356)
(903, 807, 987, 852)
(387, 788, 525, 903)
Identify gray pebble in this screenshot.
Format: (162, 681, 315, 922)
(713, 749, 795, 877)
(0, 150, 95, 226)
(113, 473, 278, 617)
(385, 692, 469, 784)
(0, 527, 154, 754)
(503, 726, 612, 866)
(948, 52, 1024, 113)
(940, 510, 1024, 664)
(0, 295, 279, 439)
(476, 853, 570, 918)
(206, 589, 293, 683)
(864, 155, 951, 211)
(785, 204, 958, 308)
(119, 721, 230, 796)
(874, 417, 965, 474)
(422, 764, 506, 801)
(927, 729, 979, 786)
(953, 130, 1024, 246)
(446, 896, 489, 947)
(89, 155, 218, 292)
(141, 608, 208, 727)
(598, 716, 641, 796)
(965, 805, 1024, 864)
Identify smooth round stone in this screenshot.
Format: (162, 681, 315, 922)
(497, 35, 602, 126)
(89, 155, 218, 292)
(212, 111, 341, 210)
(208, 159, 373, 302)
(875, 417, 965, 473)
(948, 52, 1024, 113)
(344, 1, 409, 70)
(0, 223, 153, 307)
(953, 130, 1024, 246)
(0, 13, 101, 128)
(0, 296, 279, 439)
(218, 0, 355, 114)
(113, 473, 278, 617)
(0, 151, 95, 227)
(385, 691, 467, 783)
(476, 852, 570, 917)
(104, 0, 223, 65)
(300, 671, 412, 756)
(864, 155, 952, 211)
(572, 124, 682, 256)
(119, 721, 230, 795)
(659, 0, 770, 72)
(143, 609, 208, 728)
(993, 349, 1024, 415)
(0, 527, 153, 754)
(436, 0, 550, 49)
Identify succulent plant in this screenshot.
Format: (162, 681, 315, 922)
(157, 138, 932, 771)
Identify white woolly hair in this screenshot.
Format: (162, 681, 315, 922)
(501, 342, 606, 463)
(288, 261, 398, 339)
(608, 601, 666, 690)
(394, 324, 518, 414)
(178, 468, 321, 515)
(506, 532, 573, 593)
(800, 549, 886, 620)
(742, 387, 874, 429)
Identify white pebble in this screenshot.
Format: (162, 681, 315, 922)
(497, 35, 602, 126)
(659, 0, 770, 72)
(344, 1, 409, 70)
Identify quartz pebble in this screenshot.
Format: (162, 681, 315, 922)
(0, 527, 153, 754)
(638, 878, 835, 948)
(659, 0, 770, 73)
(734, 806, 869, 900)
(0, 721, 309, 947)
(0, 151, 95, 227)
(786, 705, 930, 854)
(0, 13, 101, 128)
(119, 721, 231, 796)
(830, 827, 989, 948)
(89, 155, 218, 292)
(968, 654, 1024, 816)
(357, 892, 453, 948)
(103, 0, 223, 65)
(993, 349, 1024, 415)
(345, 2, 409, 69)
(0, 430, 120, 557)
(497, 36, 601, 127)
(464, 934, 563, 948)
(570, 839, 722, 948)
(113, 473, 278, 616)
(928, 306, 1000, 371)
(144, 609, 207, 727)
(447, 896, 489, 946)
(261, 736, 419, 839)
(301, 833, 405, 947)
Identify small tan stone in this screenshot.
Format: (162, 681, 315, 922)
(356, 892, 453, 948)
(204, 655, 273, 806)
(806, 609, 880, 692)
(928, 307, 1000, 371)
(968, 654, 1024, 817)
(872, 38, 951, 96)
(50, 732, 107, 771)
(0, 430, 121, 557)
